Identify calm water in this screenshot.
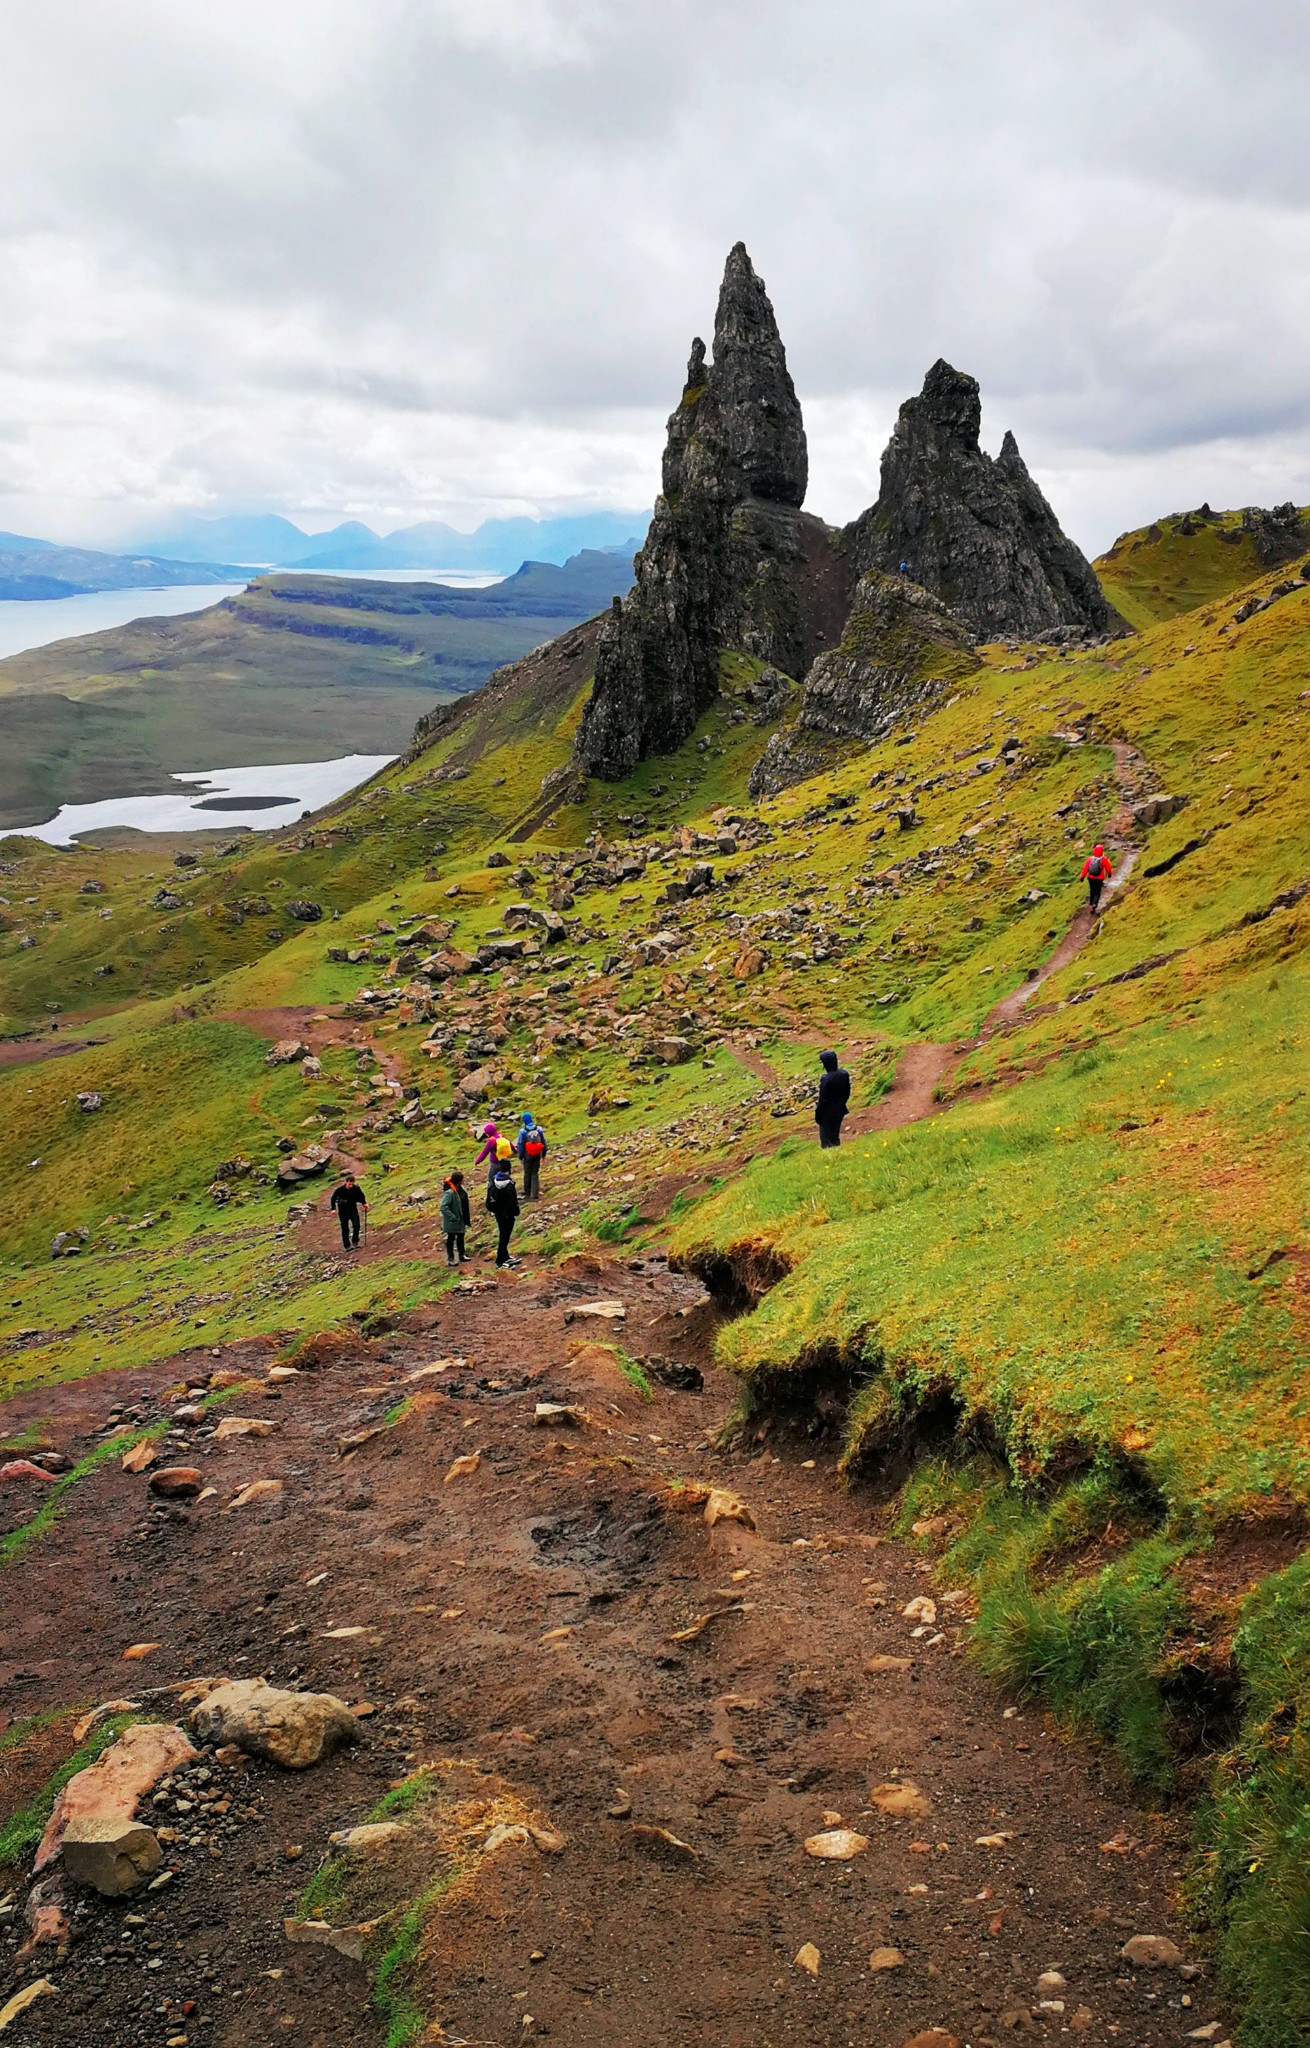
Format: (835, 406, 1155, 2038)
(0, 584, 248, 661)
(13, 755, 395, 845)
(0, 568, 503, 661)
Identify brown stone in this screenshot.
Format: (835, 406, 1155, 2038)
(147, 1466, 203, 1499)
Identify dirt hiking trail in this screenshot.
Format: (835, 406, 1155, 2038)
(2, 1251, 1223, 2047)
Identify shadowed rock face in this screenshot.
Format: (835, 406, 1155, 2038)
(575, 244, 842, 781)
(750, 570, 981, 796)
(846, 360, 1118, 642)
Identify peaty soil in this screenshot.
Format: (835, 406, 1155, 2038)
(1, 1249, 1227, 2048)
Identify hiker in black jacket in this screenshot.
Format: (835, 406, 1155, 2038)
(815, 1049, 851, 1149)
(329, 1173, 367, 1248)
(486, 1164, 521, 1269)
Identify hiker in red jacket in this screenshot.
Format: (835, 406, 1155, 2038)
(1081, 844, 1114, 913)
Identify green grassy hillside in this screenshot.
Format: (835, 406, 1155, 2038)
(0, 553, 631, 827)
(2, 529, 1310, 2039)
(1095, 503, 1310, 630)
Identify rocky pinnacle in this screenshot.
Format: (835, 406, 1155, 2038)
(575, 245, 812, 780)
(846, 359, 1118, 642)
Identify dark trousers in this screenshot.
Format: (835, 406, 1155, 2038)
(523, 1154, 541, 1200)
(1088, 878, 1104, 912)
(337, 1208, 361, 1247)
(444, 1232, 466, 1264)
(495, 1218, 515, 1266)
(818, 1118, 844, 1149)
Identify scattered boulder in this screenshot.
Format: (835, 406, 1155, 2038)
(1120, 1934, 1184, 1969)
(50, 1229, 88, 1259)
(265, 1038, 310, 1066)
(1132, 792, 1186, 828)
(642, 1355, 704, 1392)
(147, 1467, 204, 1500)
(35, 1721, 196, 1897)
(61, 1818, 162, 1898)
(869, 1780, 931, 1819)
(74, 1090, 104, 1112)
(286, 899, 323, 922)
(804, 1828, 869, 1860)
(186, 1679, 360, 1769)
(78, 878, 104, 894)
(152, 889, 185, 910)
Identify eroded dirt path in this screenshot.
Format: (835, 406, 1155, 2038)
(2, 1254, 1224, 2048)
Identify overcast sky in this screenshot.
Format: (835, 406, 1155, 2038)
(2, 0, 1308, 554)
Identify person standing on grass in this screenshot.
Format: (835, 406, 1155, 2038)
(815, 1048, 851, 1149)
(473, 1119, 500, 1174)
(516, 1110, 548, 1201)
(486, 1162, 521, 1269)
(1081, 843, 1114, 913)
(329, 1172, 367, 1250)
(440, 1170, 471, 1266)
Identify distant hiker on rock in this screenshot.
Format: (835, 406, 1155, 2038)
(1081, 843, 1114, 913)
(486, 1163, 521, 1269)
(440, 1171, 471, 1267)
(329, 1172, 367, 1250)
(815, 1049, 851, 1149)
(516, 1111, 548, 1200)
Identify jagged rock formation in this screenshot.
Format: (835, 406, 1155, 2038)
(575, 244, 851, 780)
(845, 360, 1119, 642)
(750, 571, 981, 795)
(1243, 501, 1309, 568)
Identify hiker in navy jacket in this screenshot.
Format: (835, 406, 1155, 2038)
(515, 1110, 549, 1200)
(815, 1049, 851, 1149)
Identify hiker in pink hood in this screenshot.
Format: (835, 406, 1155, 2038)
(473, 1120, 501, 1180)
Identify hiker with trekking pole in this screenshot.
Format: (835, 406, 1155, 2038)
(329, 1171, 367, 1251)
(1081, 843, 1114, 914)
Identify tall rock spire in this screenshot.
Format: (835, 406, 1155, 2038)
(575, 244, 826, 781)
(845, 360, 1118, 642)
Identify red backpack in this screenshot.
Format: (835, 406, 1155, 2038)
(524, 1133, 545, 1158)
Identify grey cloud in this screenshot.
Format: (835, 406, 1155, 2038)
(0, 0, 1308, 550)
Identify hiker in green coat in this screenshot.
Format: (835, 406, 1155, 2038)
(439, 1171, 471, 1266)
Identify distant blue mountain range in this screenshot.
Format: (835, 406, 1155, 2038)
(126, 509, 651, 574)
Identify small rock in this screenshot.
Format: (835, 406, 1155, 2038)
(563, 1300, 627, 1325)
(328, 1823, 408, 1855)
(704, 1487, 755, 1531)
(902, 1596, 937, 1624)
(147, 1467, 204, 1500)
(187, 1679, 359, 1770)
(870, 1780, 931, 1819)
(865, 1655, 913, 1675)
(76, 1091, 104, 1112)
(869, 1946, 907, 1972)
(804, 1828, 869, 1860)
(794, 1941, 821, 1977)
(214, 1415, 277, 1440)
(121, 1643, 159, 1662)
(1036, 1971, 1068, 1999)
(283, 1917, 374, 1960)
(444, 1452, 481, 1482)
(0, 1980, 58, 2029)
(1120, 1934, 1184, 1969)
(120, 1440, 157, 1474)
(228, 1478, 283, 1508)
(61, 1819, 162, 1897)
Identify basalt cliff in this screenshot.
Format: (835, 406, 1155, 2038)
(575, 247, 1119, 789)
